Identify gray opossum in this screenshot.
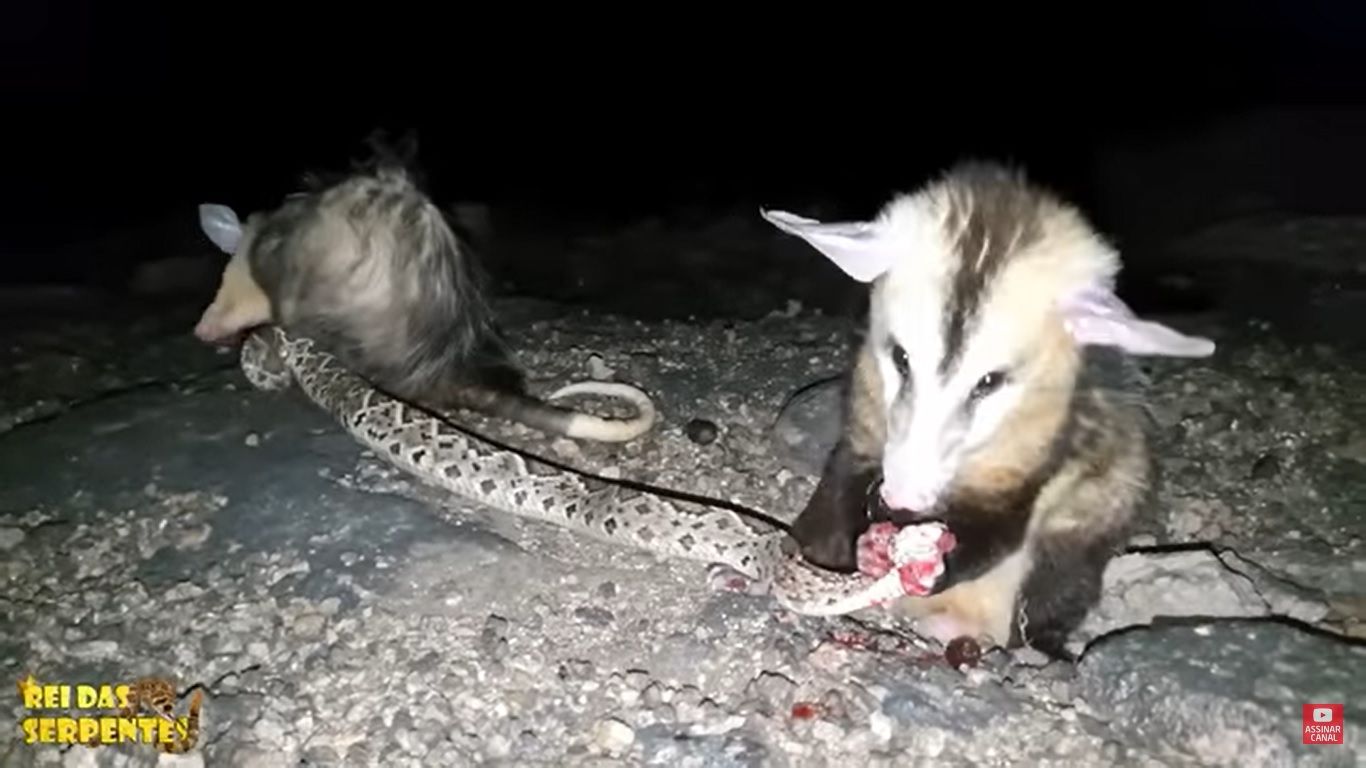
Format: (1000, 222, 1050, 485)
(195, 145, 655, 442)
(762, 161, 1215, 658)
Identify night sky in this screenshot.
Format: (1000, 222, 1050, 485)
(2, 1, 1363, 286)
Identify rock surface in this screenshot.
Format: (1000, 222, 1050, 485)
(1078, 621, 1366, 767)
(2, 207, 1364, 766)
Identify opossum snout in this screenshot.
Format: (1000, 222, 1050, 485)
(193, 310, 232, 344)
(867, 480, 936, 524)
(880, 485, 936, 517)
(194, 306, 253, 346)
(194, 286, 271, 345)
(877, 473, 948, 519)
(193, 317, 219, 343)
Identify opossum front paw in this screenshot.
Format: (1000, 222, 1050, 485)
(917, 614, 978, 645)
(856, 522, 899, 578)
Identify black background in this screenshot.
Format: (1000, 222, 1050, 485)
(2, 1, 1364, 291)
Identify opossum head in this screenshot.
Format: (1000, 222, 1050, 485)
(763, 162, 1214, 516)
(194, 203, 272, 345)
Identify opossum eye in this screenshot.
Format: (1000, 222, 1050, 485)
(889, 343, 910, 380)
(970, 370, 1008, 401)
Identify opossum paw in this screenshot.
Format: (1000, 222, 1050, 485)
(856, 522, 899, 578)
(917, 614, 978, 646)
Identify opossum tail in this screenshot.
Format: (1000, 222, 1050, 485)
(450, 380, 658, 443)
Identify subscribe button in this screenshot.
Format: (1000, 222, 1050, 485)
(1303, 704, 1345, 746)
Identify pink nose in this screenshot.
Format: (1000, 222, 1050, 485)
(194, 318, 234, 345)
(879, 483, 938, 515)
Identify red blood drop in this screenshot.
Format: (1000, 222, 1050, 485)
(790, 702, 819, 720)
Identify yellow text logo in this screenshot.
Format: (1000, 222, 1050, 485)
(16, 674, 200, 752)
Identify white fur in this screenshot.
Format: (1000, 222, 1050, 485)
(194, 206, 272, 345)
(199, 203, 243, 255)
(762, 167, 1217, 514)
(867, 194, 983, 511)
(760, 210, 891, 282)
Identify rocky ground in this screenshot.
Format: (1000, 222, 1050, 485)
(1, 208, 1364, 766)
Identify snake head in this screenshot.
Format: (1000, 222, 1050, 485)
(239, 328, 293, 391)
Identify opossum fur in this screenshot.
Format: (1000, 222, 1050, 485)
(761, 162, 1215, 658)
(194, 151, 655, 443)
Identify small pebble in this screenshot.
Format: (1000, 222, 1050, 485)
(1250, 452, 1281, 479)
(244, 432, 261, 447)
(811, 719, 845, 744)
(819, 689, 849, 720)
(622, 670, 652, 691)
(558, 659, 595, 682)
(746, 671, 797, 708)
(482, 614, 511, 640)
(641, 682, 665, 708)
(587, 353, 614, 379)
(574, 606, 615, 627)
(591, 717, 635, 754)
(551, 438, 583, 461)
(301, 746, 340, 764)
(0, 527, 26, 551)
(685, 418, 719, 445)
(869, 710, 894, 742)
(253, 714, 287, 744)
(485, 733, 513, 759)
(292, 613, 325, 639)
(945, 636, 982, 669)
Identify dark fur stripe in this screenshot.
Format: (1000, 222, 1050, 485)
(937, 163, 1046, 377)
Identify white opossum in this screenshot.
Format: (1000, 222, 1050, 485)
(762, 162, 1215, 658)
(194, 147, 656, 442)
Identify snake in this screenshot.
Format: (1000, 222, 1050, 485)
(238, 325, 949, 615)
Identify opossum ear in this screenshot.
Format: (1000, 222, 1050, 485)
(198, 203, 243, 255)
(1059, 284, 1216, 357)
(760, 209, 894, 283)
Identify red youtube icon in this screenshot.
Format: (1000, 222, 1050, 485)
(1302, 704, 1344, 746)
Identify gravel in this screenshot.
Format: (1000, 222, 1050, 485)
(1, 210, 1363, 766)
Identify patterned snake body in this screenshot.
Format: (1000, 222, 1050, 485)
(241, 327, 944, 615)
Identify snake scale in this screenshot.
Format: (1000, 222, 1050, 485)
(239, 325, 947, 615)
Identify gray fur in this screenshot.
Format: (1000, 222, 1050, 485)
(243, 159, 520, 406)
(218, 141, 656, 443)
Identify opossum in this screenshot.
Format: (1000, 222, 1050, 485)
(193, 148, 656, 442)
(761, 162, 1215, 658)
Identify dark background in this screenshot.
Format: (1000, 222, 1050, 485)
(2, 1, 1364, 305)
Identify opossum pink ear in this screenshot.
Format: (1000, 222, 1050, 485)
(760, 209, 894, 283)
(198, 203, 243, 255)
(1059, 284, 1216, 357)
